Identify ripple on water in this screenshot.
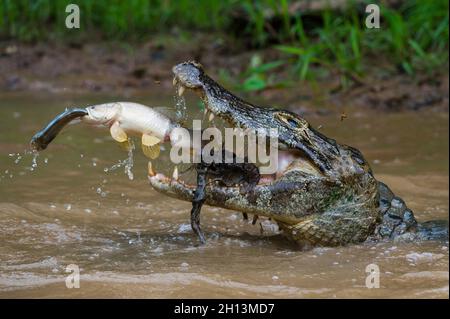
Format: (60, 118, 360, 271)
(405, 252, 445, 264)
(0, 108, 448, 298)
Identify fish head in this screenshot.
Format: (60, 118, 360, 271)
(83, 103, 121, 125)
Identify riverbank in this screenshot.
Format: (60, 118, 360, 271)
(0, 37, 448, 114)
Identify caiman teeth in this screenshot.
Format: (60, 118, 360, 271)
(178, 86, 185, 96)
(172, 166, 179, 180)
(173, 77, 178, 86)
(208, 112, 215, 122)
(148, 161, 155, 176)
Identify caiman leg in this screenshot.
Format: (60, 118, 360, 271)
(191, 164, 207, 244)
(372, 182, 449, 241)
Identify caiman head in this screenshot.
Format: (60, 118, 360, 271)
(171, 61, 372, 178)
(149, 61, 383, 247)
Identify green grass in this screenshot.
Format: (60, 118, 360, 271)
(274, 0, 448, 84)
(0, 0, 448, 86)
(0, 0, 238, 40)
(219, 54, 291, 92)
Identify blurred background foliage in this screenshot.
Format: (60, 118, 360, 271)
(0, 0, 448, 88)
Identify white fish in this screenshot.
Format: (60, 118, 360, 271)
(82, 102, 177, 159)
(31, 102, 181, 160)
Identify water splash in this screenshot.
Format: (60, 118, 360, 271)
(4, 150, 40, 179)
(174, 88, 187, 124)
(96, 187, 108, 198)
(124, 141, 135, 180)
(9, 152, 22, 164)
(30, 151, 39, 171)
(103, 139, 135, 180)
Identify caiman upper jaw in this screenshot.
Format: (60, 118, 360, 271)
(172, 61, 339, 175)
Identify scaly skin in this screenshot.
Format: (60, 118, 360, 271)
(149, 61, 448, 247)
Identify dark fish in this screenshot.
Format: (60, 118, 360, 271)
(30, 108, 88, 151)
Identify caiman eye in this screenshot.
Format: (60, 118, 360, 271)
(275, 112, 308, 130)
(287, 118, 298, 127)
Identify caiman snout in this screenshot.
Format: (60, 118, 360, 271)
(172, 61, 204, 90)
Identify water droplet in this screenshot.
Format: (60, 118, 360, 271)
(96, 187, 107, 197)
(174, 88, 187, 123)
(30, 151, 39, 171)
(103, 139, 135, 180)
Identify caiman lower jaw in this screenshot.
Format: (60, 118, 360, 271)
(148, 173, 195, 202)
(147, 171, 294, 222)
(147, 161, 282, 199)
(148, 173, 242, 210)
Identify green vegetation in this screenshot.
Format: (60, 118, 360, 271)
(219, 55, 292, 92)
(248, 0, 448, 87)
(1, 0, 448, 87)
(0, 0, 237, 40)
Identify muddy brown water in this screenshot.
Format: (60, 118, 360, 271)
(0, 92, 448, 298)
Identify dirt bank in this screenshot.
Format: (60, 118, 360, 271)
(0, 36, 448, 113)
